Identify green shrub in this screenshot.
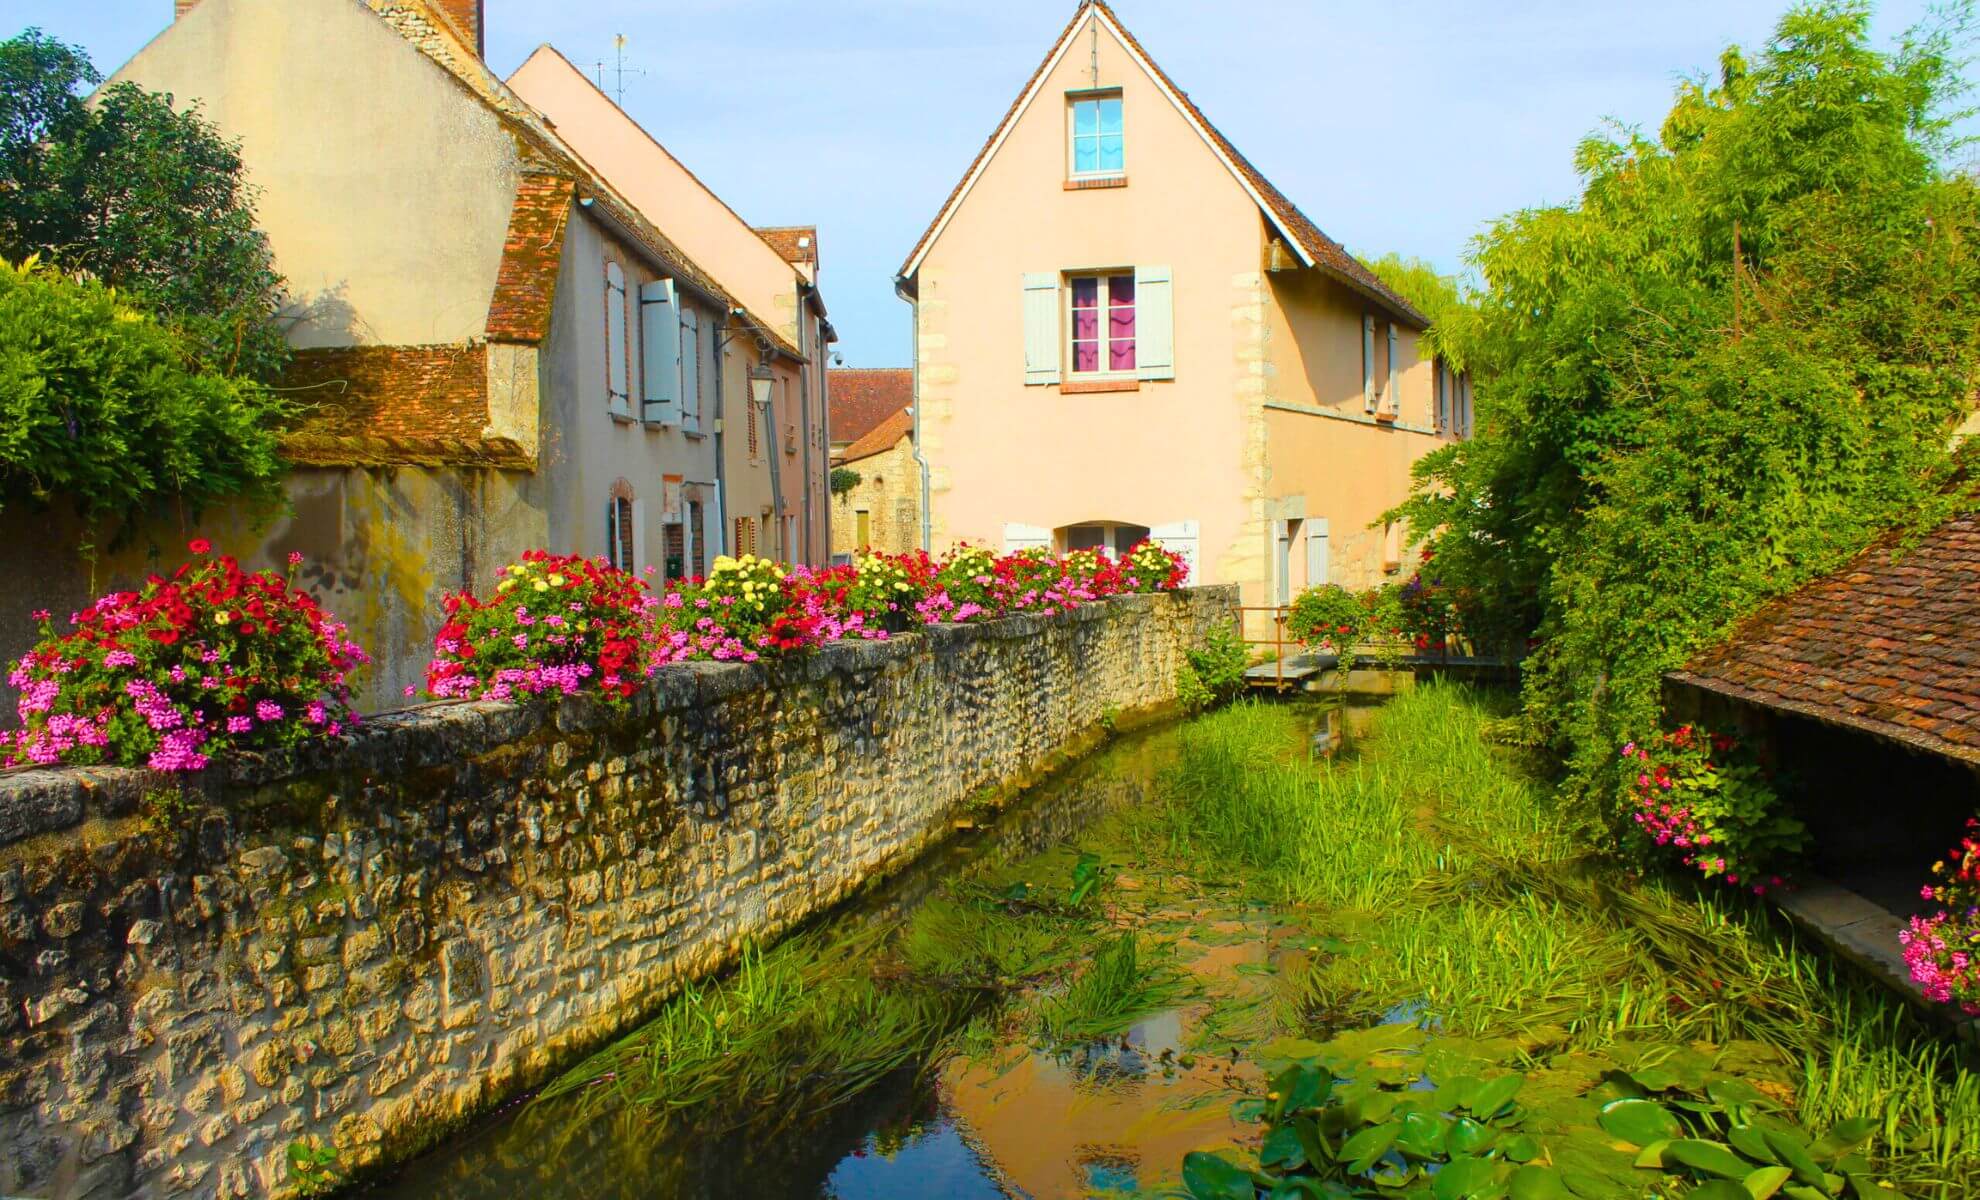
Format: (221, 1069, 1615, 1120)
(1177, 620, 1247, 712)
(1384, 4, 1980, 813)
(0, 259, 289, 528)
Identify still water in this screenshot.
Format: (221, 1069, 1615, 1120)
(366, 703, 1354, 1200)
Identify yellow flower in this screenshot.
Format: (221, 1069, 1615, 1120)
(509, 564, 526, 577)
(578, 620, 590, 633)
(548, 574, 566, 587)
(533, 581, 549, 592)
(498, 580, 514, 592)
(215, 611, 232, 624)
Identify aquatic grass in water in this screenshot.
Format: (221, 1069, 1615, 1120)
(541, 928, 980, 1132)
(1147, 684, 1980, 1196)
(1035, 930, 1192, 1043)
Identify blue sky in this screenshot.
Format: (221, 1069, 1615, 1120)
(10, 0, 1966, 365)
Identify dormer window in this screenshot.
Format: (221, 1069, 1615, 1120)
(1068, 92, 1124, 178)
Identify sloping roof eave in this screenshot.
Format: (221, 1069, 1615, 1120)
(895, 1, 1425, 328)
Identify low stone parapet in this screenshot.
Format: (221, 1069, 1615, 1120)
(0, 586, 1234, 1199)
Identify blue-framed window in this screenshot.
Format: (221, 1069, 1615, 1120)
(1070, 94, 1124, 176)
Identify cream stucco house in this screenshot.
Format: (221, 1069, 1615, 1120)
(0, 0, 834, 707)
(897, 0, 1471, 620)
(508, 47, 835, 570)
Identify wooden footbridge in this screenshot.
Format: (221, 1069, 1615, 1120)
(1236, 606, 1512, 693)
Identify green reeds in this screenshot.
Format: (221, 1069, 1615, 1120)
(1143, 682, 1980, 1196)
(1035, 930, 1192, 1042)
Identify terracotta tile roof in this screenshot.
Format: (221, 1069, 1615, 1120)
(279, 345, 532, 470)
(1671, 510, 1980, 764)
(829, 368, 913, 447)
(896, 0, 1424, 328)
(755, 226, 818, 266)
(484, 172, 574, 344)
(838, 407, 913, 465)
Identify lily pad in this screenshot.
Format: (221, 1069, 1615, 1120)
(1181, 1151, 1255, 1200)
(1598, 1098, 1681, 1146)
(1508, 1165, 1573, 1200)
(1743, 1165, 1795, 1199)
(1684, 1182, 1754, 1200)
(1342, 1120, 1402, 1174)
(1432, 1156, 1504, 1200)
(1468, 1075, 1524, 1120)
(1666, 1139, 1753, 1180)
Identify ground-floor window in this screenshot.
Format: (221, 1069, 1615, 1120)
(1060, 522, 1150, 554)
(606, 484, 637, 573)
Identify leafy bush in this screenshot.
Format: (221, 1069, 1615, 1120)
(829, 466, 861, 496)
(1, 542, 367, 770)
(1177, 621, 1247, 713)
(0, 259, 289, 527)
(1622, 725, 1805, 891)
(0, 31, 287, 380)
(423, 552, 661, 701)
(1286, 585, 1367, 652)
(1383, 4, 1980, 816)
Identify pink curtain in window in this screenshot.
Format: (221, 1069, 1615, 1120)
(1071, 278, 1100, 373)
(1108, 276, 1136, 371)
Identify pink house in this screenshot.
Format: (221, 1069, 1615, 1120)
(897, 0, 1470, 618)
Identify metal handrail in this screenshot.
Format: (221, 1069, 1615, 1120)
(1236, 604, 1295, 691)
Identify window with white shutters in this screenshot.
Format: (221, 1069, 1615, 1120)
(605, 261, 630, 417)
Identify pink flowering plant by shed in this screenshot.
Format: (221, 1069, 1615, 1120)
(1899, 818, 1980, 1013)
(1, 541, 368, 772)
(1621, 724, 1805, 894)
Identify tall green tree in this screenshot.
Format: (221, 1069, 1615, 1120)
(0, 29, 286, 380)
(1388, 1, 1980, 812)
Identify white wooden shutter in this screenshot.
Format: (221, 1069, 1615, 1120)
(680, 308, 701, 433)
(1361, 314, 1376, 413)
(1003, 522, 1050, 553)
(1134, 265, 1174, 381)
(1386, 323, 1398, 414)
(1305, 519, 1330, 587)
(639, 279, 680, 424)
(606, 263, 630, 415)
(1151, 520, 1199, 583)
(1022, 273, 1061, 386)
(702, 489, 723, 563)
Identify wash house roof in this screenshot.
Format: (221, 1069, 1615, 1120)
(1670, 509, 1980, 765)
(896, 0, 1425, 328)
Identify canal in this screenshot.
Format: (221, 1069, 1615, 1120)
(364, 685, 1980, 1200)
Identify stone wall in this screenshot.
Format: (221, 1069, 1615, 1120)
(0, 587, 1235, 1200)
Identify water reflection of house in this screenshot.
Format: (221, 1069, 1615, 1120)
(896, 0, 1469, 622)
(827, 369, 920, 559)
(1664, 508, 1980, 1009)
(0, 0, 833, 708)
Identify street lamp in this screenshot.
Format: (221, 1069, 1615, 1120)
(749, 361, 774, 410)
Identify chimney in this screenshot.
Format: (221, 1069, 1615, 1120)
(174, 0, 200, 17)
(433, 0, 485, 58)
